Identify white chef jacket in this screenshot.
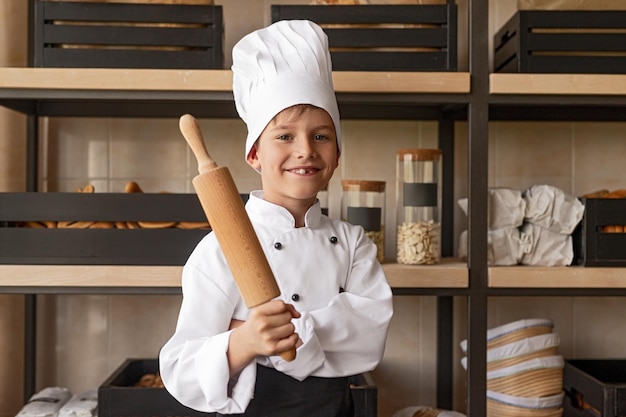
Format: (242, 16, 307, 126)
(159, 191, 393, 414)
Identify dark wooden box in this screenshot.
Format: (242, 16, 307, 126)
(99, 358, 377, 417)
(32, 0, 224, 69)
(0, 192, 212, 265)
(271, 4, 457, 72)
(563, 359, 626, 417)
(573, 198, 626, 267)
(494, 10, 626, 74)
(99, 359, 214, 417)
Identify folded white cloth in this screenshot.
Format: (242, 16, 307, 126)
(458, 228, 523, 266)
(58, 390, 98, 417)
(458, 188, 526, 230)
(523, 185, 584, 235)
(520, 222, 574, 266)
(16, 387, 72, 417)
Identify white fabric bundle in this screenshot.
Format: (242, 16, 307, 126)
(58, 390, 98, 417)
(523, 185, 584, 235)
(458, 228, 523, 266)
(519, 222, 574, 266)
(457, 188, 525, 231)
(16, 387, 72, 417)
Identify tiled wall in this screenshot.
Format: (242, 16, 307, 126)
(2, 1, 626, 417)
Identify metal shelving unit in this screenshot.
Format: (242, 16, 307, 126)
(2, 0, 626, 415)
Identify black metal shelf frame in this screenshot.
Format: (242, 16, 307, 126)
(3, 0, 625, 415)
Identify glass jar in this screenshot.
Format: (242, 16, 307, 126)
(341, 180, 386, 263)
(396, 149, 442, 265)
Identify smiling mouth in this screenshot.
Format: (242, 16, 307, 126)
(290, 168, 318, 175)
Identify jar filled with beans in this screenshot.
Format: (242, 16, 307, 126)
(396, 149, 442, 265)
(341, 180, 386, 263)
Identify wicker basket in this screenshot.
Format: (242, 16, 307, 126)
(487, 399, 563, 417)
(461, 318, 554, 353)
(487, 356, 564, 398)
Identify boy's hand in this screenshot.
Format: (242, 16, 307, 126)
(227, 300, 300, 375)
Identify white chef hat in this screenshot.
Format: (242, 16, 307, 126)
(232, 20, 342, 161)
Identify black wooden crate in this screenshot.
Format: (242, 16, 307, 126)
(573, 198, 626, 267)
(271, 4, 457, 72)
(99, 359, 215, 417)
(494, 10, 626, 74)
(32, 0, 224, 69)
(0, 192, 211, 265)
(563, 359, 626, 417)
(99, 358, 377, 417)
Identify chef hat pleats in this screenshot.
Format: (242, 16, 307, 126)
(232, 20, 341, 160)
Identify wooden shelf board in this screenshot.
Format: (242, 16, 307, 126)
(0, 265, 184, 288)
(384, 259, 468, 288)
(0, 260, 468, 290)
(0, 68, 470, 95)
(490, 266, 626, 288)
(490, 73, 626, 96)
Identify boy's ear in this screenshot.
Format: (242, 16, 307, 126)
(246, 144, 261, 170)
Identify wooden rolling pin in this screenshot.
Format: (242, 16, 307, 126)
(179, 114, 296, 361)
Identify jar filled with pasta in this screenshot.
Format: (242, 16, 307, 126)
(396, 149, 442, 265)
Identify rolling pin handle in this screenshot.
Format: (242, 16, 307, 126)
(179, 114, 218, 174)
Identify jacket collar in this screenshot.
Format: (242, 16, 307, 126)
(246, 190, 322, 228)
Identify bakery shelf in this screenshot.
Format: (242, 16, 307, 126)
(0, 260, 468, 295)
(489, 266, 626, 296)
(0, 67, 470, 120)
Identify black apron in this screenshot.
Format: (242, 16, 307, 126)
(219, 364, 354, 417)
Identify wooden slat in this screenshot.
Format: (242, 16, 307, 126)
(490, 73, 626, 95)
(0, 262, 468, 289)
(0, 68, 471, 94)
(490, 266, 626, 288)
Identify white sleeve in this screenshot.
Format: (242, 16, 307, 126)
(159, 237, 256, 414)
(271, 230, 393, 379)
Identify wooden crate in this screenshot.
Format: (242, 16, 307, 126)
(99, 358, 377, 417)
(0, 192, 213, 265)
(271, 4, 457, 71)
(572, 198, 626, 267)
(32, 0, 223, 69)
(494, 10, 626, 74)
(563, 359, 626, 417)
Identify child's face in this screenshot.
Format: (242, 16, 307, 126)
(247, 105, 339, 209)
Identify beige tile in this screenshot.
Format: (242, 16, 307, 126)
(492, 122, 573, 178)
(190, 119, 253, 180)
(489, 297, 575, 358)
(107, 295, 182, 368)
(48, 179, 109, 193)
(372, 296, 438, 417)
(573, 122, 626, 194)
(572, 298, 626, 357)
(46, 118, 110, 181)
(49, 295, 110, 393)
(109, 119, 187, 180)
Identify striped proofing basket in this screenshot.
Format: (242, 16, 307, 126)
(461, 318, 564, 417)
